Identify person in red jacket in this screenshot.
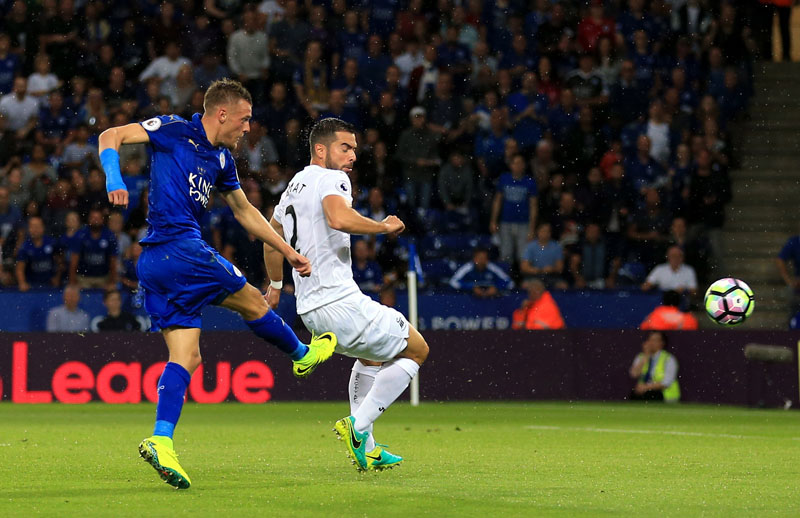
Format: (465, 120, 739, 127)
(512, 279, 566, 330)
(640, 290, 699, 330)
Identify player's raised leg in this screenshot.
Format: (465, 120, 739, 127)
(336, 326, 429, 470)
(139, 327, 200, 489)
(219, 283, 336, 378)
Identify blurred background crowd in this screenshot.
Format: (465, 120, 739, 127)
(0, 0, 760, 311)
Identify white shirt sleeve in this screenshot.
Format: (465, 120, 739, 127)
(318, 171, 353, 206)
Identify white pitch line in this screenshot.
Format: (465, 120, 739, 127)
(524, 425, 800, 441)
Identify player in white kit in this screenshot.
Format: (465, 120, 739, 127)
(264, 118, 429, 471)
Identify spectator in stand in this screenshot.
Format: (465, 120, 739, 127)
(625, 135, 667, 193)
(687, 148, 730, 267)
(776, 231, 800, 318)
(521, 223, 566, 289)
(193, 54, 230, 91)
(59, 210, 82, 265)
(627, 188, 671, 267)
(239, 120, 279, 177)
(352, 239, 383, 294)
(138, 41, 191, 93)
(574, 222, 614, 289)
(27, 53, 61, 103)
(565, 53, 609, 108)
(474, 108, 510, 178)
(507, 71, 548, 154)
(547, 89, 580, 143)
(227, 8, 270, 102)
(293, 40, 329, 119)
(449, 247, 514, 298)
(0, 33, 21, 96)
(667, 216, 711, 284)
(36, 90, 73, 151)
(562, 105, 607, 174)
(629, 331, 680, 402)
(0, 76, 38, 138)
(577, 1, 618, 53)
(640, 290, 699, 330)
(0, 185, 23, 271)
(511, 279, 566, 330)
(61, 124, 98, 174)
(642, 245, 698, 297)
(69, 208, 119, 290)
(22, 144, 57, 206)
(529, 139, 560, 190)
(259, 82, 300, 146)
(46, 285, 89, 332)
(397, 106, 440, 215)
(490, 154, 538, 264)
(15, 215, 61, 291)
(93, 288, 141, 332)
(438, 149, 474, 231)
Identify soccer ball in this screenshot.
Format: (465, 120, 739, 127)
(704, 278, 755, 325)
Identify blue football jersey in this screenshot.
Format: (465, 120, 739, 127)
(16, 236, 58, 285)
(139, 113, 241, 245)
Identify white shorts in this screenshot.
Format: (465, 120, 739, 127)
(300, 292, 410, 362)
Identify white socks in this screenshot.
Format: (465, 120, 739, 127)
(348, 360, 379, 451)
(351, 358, 420, 436)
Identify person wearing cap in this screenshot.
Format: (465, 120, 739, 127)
(396, 106, 441, 215)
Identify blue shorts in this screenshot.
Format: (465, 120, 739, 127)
(137, 239, 248, 331)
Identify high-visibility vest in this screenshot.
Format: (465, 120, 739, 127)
(640, 351, 681, 402)
(512, 291, 566, 330)
(640, 306, 699, 330)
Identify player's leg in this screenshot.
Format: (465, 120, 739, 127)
(350, 325, 428, 433)
(139, 326, 201, 489)
(349, 358, 381, 449)
(219, 283, 336, 377)
(336, 325, 428, 470)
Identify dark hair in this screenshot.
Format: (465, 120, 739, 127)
(308, 117, 356, 155)
(650, 330, 669, 349)
(203, 78, 252, 112)
(662, 290, 681, 307)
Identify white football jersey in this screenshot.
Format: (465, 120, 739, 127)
(274, 165, 360, 314)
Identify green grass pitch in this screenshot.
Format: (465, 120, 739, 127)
(1, 402, 799, 517)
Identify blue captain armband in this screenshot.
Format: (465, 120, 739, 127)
(100, 148, 127, 192)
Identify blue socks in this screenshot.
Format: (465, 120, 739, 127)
(245, 310, 309, 361)
(153, 362, 191, 440)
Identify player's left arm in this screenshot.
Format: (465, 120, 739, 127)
(221, 188, 311, 276)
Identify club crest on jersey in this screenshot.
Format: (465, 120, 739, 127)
(219, 152, 226, 169)
(339, 182, 348, 193)
(142, 117, 162, 131)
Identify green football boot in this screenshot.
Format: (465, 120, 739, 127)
(333, 416, 369, 471)
(138, 436, 191, 489)
(293, 332, 337, 379)
(366, 445, 403, 471)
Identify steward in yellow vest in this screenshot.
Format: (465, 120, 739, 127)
(629, 331, 681, 402)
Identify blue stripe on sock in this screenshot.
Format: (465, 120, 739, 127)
(246, 310, 309, 361)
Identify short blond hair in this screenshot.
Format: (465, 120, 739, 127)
(203, 78, 252, 112)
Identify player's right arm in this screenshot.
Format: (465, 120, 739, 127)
(263, 217, 285, 309)
(322, 195, 405, 236)
(98, 124, 150, 209)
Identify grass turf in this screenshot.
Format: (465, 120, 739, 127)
(0, 402, 799, 517)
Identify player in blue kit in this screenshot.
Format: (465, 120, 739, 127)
(98, 79, 337, 489)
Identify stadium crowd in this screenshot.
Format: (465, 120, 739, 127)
(0, 0, 756, 312)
